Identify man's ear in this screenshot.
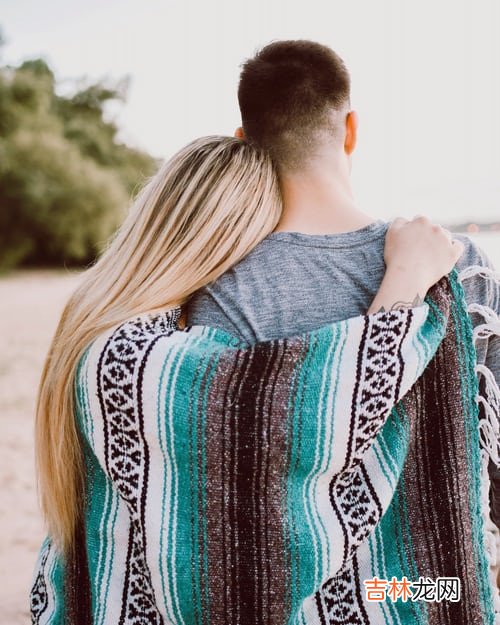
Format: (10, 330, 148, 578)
(235, 126, 245, 140)
(344, 110, 358, 155)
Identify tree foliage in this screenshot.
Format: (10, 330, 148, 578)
(0, 47, 158, 270)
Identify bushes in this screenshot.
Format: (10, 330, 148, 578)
(0, 56, 158, 270)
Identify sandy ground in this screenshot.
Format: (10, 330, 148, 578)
(0, 269, 83, 625)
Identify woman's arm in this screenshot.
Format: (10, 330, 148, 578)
(178, 216, 464, 325)
(367, 215, 464, 314)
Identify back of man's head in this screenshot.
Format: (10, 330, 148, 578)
(238, 39, 351, 173)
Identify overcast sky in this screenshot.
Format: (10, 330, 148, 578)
(2, 0, 499, 223)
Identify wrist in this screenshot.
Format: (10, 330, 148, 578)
(384, 263, 430, 297)
(367, 265, 428, 315)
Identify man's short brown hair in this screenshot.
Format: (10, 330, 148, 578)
(237, 39, 351, 171)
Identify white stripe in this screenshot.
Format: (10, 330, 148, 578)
(306, 322, 346, 584)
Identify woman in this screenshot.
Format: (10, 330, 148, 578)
(34, 135, 282, 554)
(31, 135, 464, 623)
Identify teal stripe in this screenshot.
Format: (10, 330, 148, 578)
(83, 348, 95, 446)
(448, 269, 495, 623)
(75, 347, 93, 444)
(303, 321, 344, 585)
(419, 293, 447, 371)
(285, 336, 315, 614)
(73, 385, 95, 617)
(75, 351, 117, 623)
(82, 441, 112, 620)
(88, 456, 107, 624)
(79, 353, 114, 623)
(157, 336, 189, 624)
(391, 489, 423, 624)
(395, 472, 427, 623)
(377, 405, 409, 484)
(391, 486, 425, 623)
(100, 488, 119, 624)
(372, 442, 395, 490)
(186, 346, 206, 624)
(163, 339, 194, 625)
(367, 533, 392, 625)
(410, 311, 424, 387)
(304, 328, 334, 582)
(285, 330, 326, 616)
(169, 334, 230, 624)
(413, 307, 431, 367)
(375, 523, 399, 624)
(197, 341, 217, 622)
(47, 538, 65, 623)
(450, 275, 485, 609)
(378, 434, 398, 483)
(318, 320, 348, 574)
(178, 344, 205, 624)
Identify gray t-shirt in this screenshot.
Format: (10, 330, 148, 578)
(185, 218, 499, 524)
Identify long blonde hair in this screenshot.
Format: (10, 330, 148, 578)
(35, 135, 282, 554)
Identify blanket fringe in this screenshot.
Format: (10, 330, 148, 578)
(457, 264, 500, 620)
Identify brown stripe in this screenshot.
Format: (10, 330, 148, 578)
(203, 338, 304, 624)
(401, 279, 483, 624)
(235, 342, 281, 623)
(196, 354, 220, 625)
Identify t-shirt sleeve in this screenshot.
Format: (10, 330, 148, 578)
(185, 286, 244, 340)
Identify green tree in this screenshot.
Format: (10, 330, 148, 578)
(0, 44, 158, 270)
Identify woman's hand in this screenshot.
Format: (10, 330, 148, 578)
(384, 216, 464, 292)
(367, 216, 464, 314)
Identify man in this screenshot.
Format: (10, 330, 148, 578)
(185, 38, 499, 573)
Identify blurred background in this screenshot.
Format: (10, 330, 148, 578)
(0, 0, 499, 622)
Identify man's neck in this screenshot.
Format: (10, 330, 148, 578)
(273, 163, 375, 235)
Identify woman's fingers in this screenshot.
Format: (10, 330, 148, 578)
(390, 216, 408, 228)
(384, 214, 465, 291)
(440, 227, 452, 243)
(451, 238, 465, 262)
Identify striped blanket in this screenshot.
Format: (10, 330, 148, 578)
(30, 268, 500, 624)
